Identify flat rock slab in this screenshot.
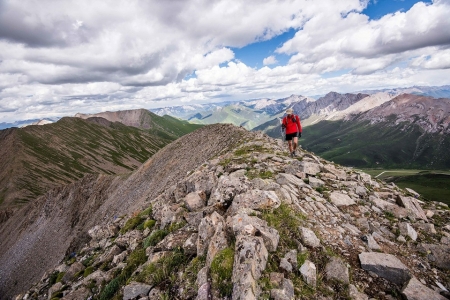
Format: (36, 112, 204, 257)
(329, 192, 356, 207)
(359, 252, 411, 285)
(396, 195, 428, 221)
(325, 257, 349, 284)
(299, 161, 321, 175)
(276, 173, 307, 188)
(401, 277, 447, 300)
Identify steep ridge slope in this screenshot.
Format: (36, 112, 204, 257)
(0, 124, 251, 299)
(0, 117, 172, 212)
(5, 127, 450, 300)
(75, 109, 201, 140)
(354, 94, 450, 134)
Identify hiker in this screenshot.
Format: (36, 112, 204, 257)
(281, 108, 302, 157)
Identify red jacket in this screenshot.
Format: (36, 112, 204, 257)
(282, 114, 302, 134)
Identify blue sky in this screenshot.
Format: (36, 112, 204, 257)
(233, 0, 433, 69)
(0, 0, 449, 122)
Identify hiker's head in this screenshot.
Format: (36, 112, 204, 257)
(286, 108, 293, 115)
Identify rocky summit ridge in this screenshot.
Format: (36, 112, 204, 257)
(3, 125, 450, 300)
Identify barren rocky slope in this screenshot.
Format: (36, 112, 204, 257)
(3, 125, 449, 300)
(354, 94, 450, 134)
(0, 124, 250, 299)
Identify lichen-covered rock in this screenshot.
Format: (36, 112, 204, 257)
(61, 262, 85, 284)
(232, 235, 268, 300)
(88, 224, 118, 242)
(155, 229, 193, 252)
(184, 192, 206, 211)
(229, 189, 281, 215)
(197, 212, 224, 256)
(418, 243, 450, 270)
(229, 213, 279, 252)
(401, 277, 447, 300)
(208, 175, 251, 206)
(206, 220, 228, 267)
(359, 252, 411, 285)
(115, 230, 143, 250)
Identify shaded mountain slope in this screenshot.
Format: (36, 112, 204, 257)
(0, 115, 200, 212)
(300, 119, 450, 169)
(0, 124, 251, 299)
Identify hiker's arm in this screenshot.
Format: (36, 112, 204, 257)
(296, 116, 302, 136)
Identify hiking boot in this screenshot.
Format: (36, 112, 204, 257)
(292, 151, 297, 157)
(290, 152, 294, 158)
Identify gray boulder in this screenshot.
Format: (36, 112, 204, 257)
(276, 173, 307, 188)
(197, 212, 224, 256)
(419, 244, 450, 270)
(61, 262, 85, 283)
(396, 195, 428, 221)
(299, 227, 321, 248)
(184, 192, 206, 211)
(329, 192, 356, 207)
(232, 235, 268, 300)
(270, 278, 295, 300)
(299, 260, 317, 287)
(229, 189, 280, 214)
(325, 257, 349, 284)
(299, 161, 321, 175)
(123, 282, 152, 300)
(359, 252, 411, 285)
(349, 284, 369, 300)
(401, 277, 447, 300)
(229, 213, 279, 252)
(308, 177, 325, 188)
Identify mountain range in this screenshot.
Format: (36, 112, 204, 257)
(0, 109, 201, 222)
(148, 86, 450, 170)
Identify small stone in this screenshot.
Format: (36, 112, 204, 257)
(269, 272, 284, 288)
(299, 260, 317, 287)
(299, 227, 321, 248)
(402, 277, 447, 300)
(359, 252, 411, 285)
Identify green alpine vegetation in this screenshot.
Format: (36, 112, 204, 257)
(0, 115, 202, 209)
(297, 119, 450, 169)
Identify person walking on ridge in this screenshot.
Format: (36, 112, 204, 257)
(282, 108, 302, 157)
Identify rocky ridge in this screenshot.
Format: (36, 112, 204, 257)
(9, 129, 450, 300)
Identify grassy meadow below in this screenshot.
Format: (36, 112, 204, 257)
(361, 169, 450, 205)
